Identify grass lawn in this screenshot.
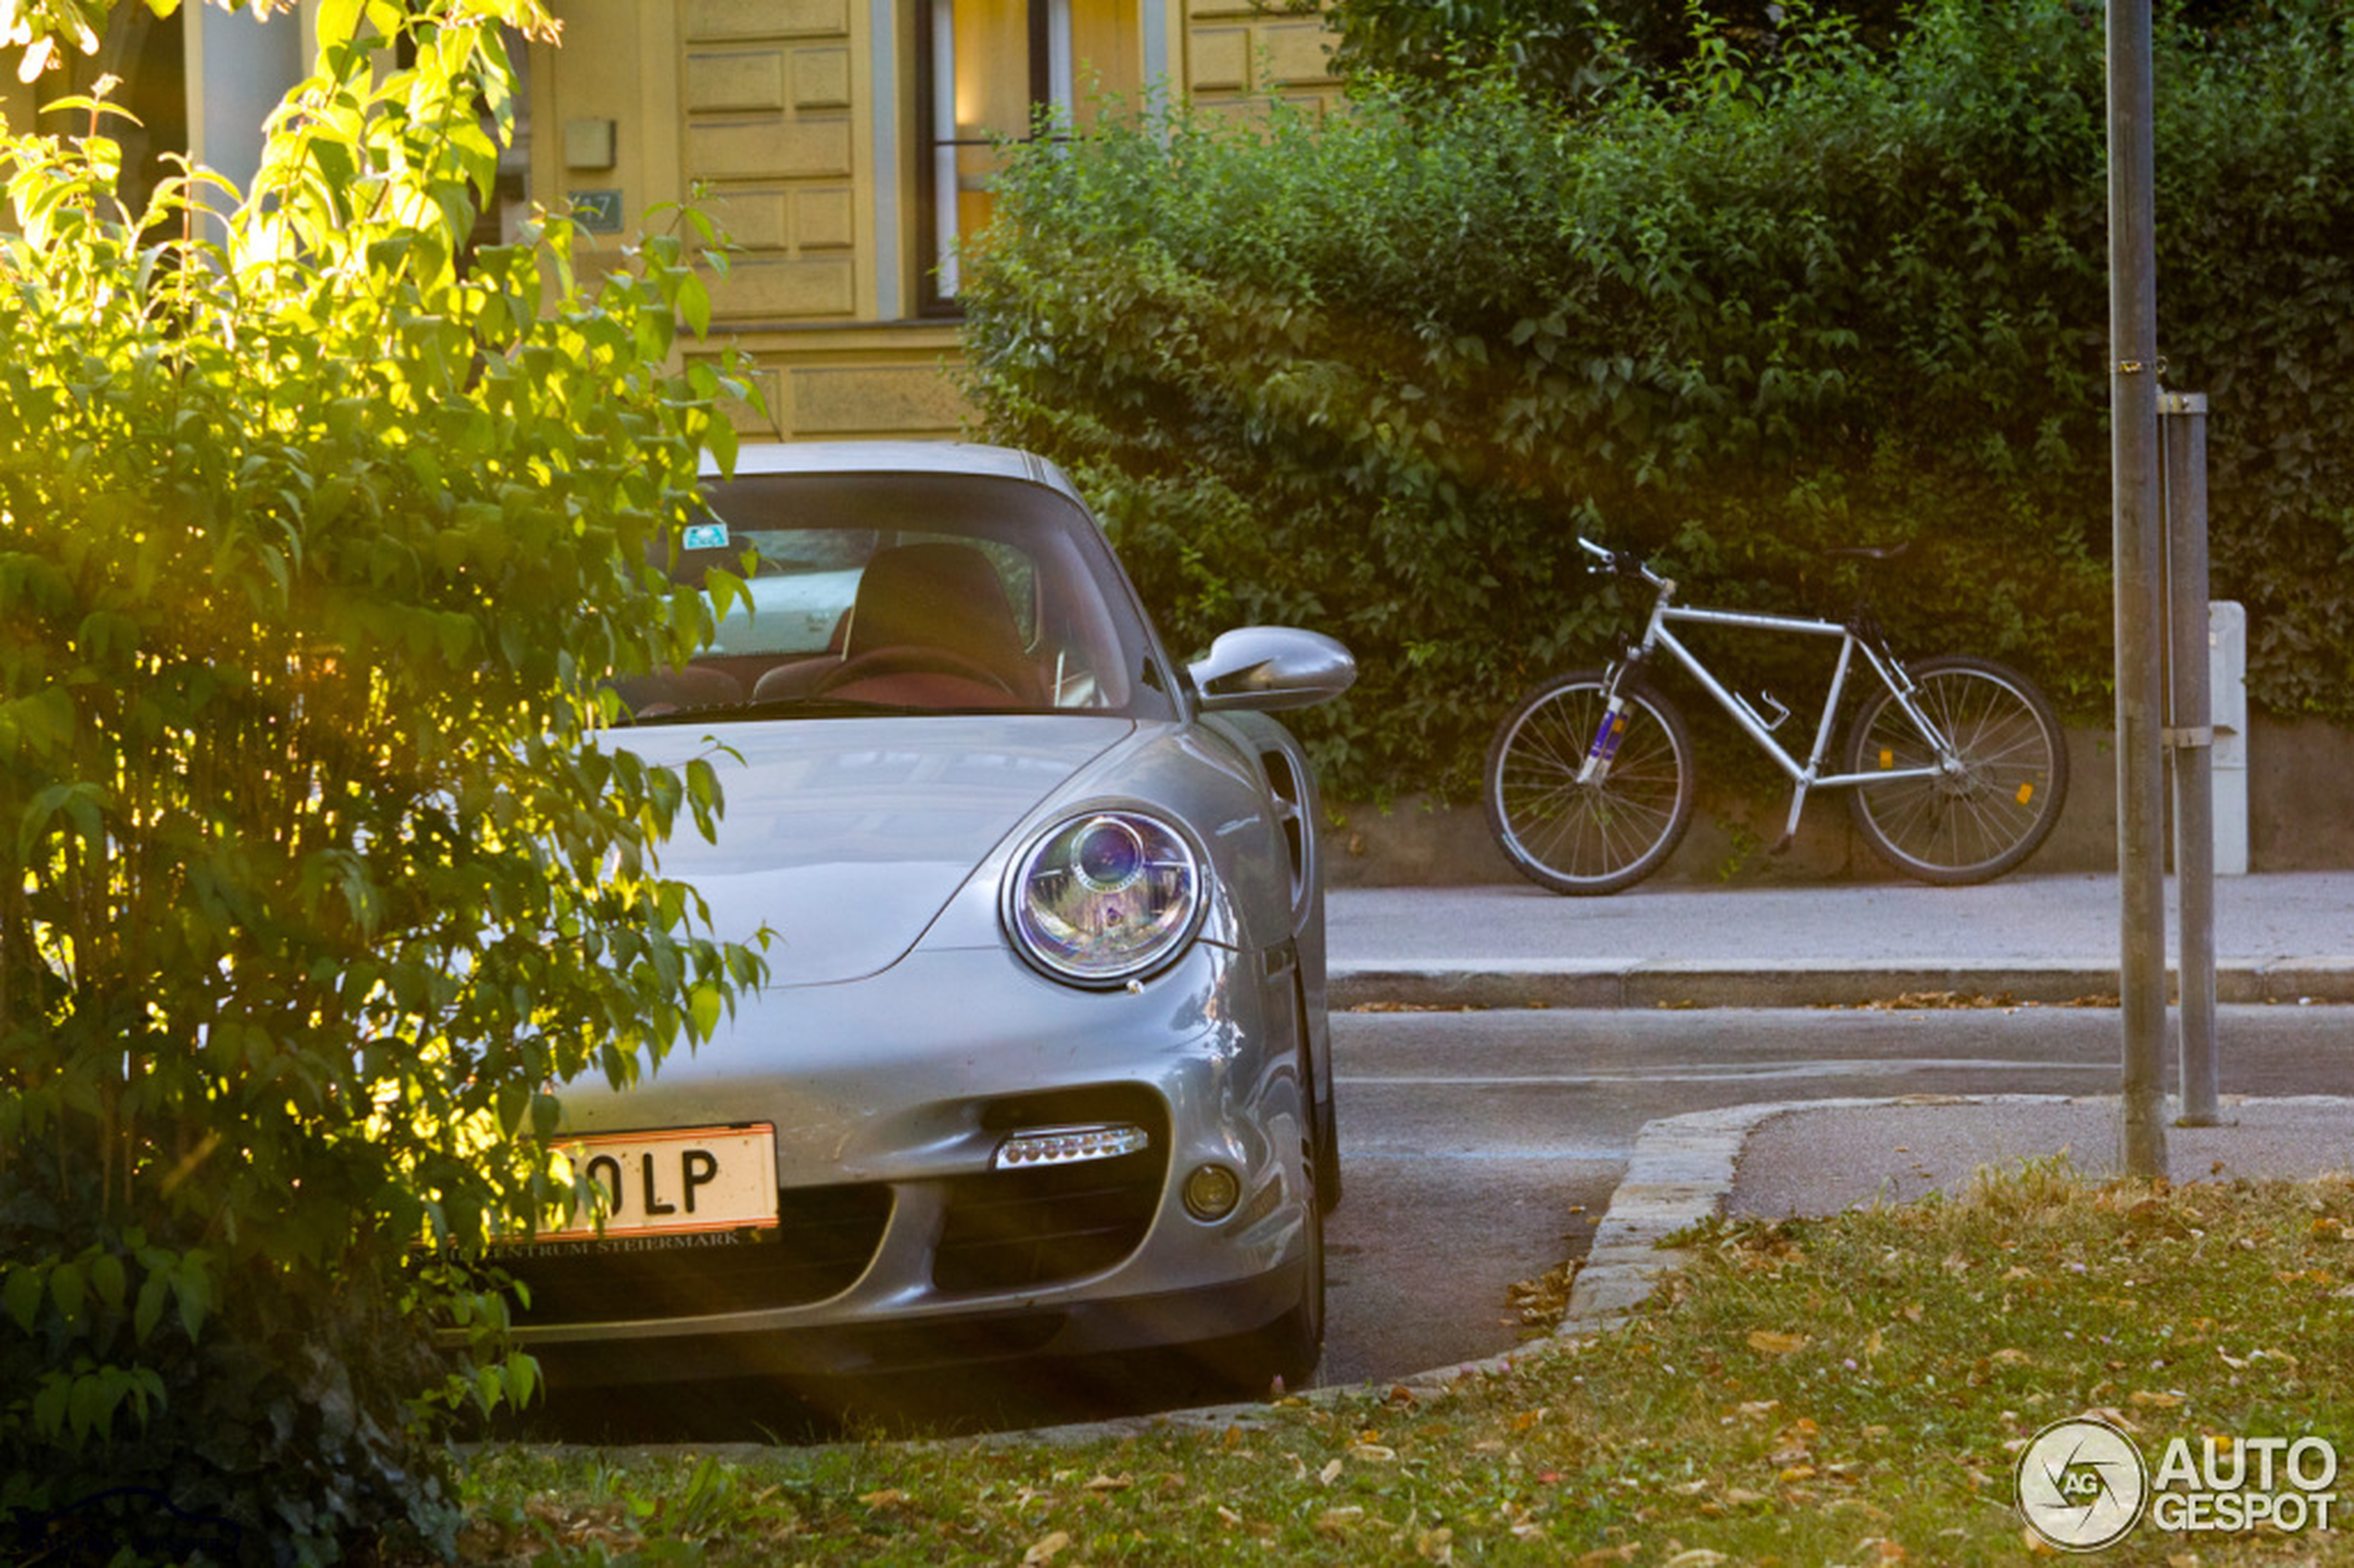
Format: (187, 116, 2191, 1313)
(449, 1161, 2354, 1565)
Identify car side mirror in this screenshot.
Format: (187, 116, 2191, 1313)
(1188, 627, 1357, 714)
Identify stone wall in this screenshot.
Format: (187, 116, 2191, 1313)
(1324, 714, 2354, 887)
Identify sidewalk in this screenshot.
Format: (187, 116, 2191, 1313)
(1560, 1094, 2354, 1337)
(1324, 870, 2354, 1347)
(1327, 869, 2354, 1009)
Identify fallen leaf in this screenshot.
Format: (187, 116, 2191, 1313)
(1313, 1507, 1363, 1537)
(1022, 1531, 1071, 1566)
(1349, 1442, 1399, 1462)
(855, 1489, 909, 1510)
(1748, 1329, 1808, 1356)
(2131, 1390, 2185, 1409)
(1319, 1458, 1343, 1486)
(1664, 1550, 1728, 1567)
(1085, 1473, 1132, 1492)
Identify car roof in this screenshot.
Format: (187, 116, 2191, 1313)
(702, 440, 1084, 505)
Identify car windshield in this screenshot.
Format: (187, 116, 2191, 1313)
(616, 469, 1177, 723)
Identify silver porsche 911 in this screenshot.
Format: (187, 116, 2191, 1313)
(503, 441, 1354, 1398)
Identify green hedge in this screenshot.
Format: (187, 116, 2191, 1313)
(958, 0, 2354, 802)
(2, 11, 760, 1561)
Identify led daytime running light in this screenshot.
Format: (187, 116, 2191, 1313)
(993, 1123, 1152, 1170)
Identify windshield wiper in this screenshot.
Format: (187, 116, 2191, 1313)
(626, 695, 1057, 725)
(620, 696, 897, 725)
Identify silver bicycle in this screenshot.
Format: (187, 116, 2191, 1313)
(1484, 537, 2069, 894)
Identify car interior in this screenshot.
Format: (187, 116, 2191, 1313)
(610, 473, 1164, 722)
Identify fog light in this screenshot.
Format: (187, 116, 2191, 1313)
(1183, 1162, 1243, 1221)
(993, 1123, 1150, 1170)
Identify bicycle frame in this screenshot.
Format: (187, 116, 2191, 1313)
(1582, 561, 1964, 848)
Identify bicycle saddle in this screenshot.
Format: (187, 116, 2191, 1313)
(1820, 541, 1914, 563)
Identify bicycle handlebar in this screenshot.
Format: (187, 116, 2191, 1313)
(1576, 537, 1662, 585)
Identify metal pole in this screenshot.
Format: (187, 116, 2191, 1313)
(2163, 391, 2220, 1125)
(2108, 0, 2170, 1177)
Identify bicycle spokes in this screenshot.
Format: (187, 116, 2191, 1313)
(1846, 657, 2068, 884)
(1484, 672, 1697, 894)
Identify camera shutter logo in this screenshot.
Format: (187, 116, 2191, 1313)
(2018, 1416, 2149, 1551)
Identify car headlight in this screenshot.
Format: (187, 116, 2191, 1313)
(1006, 810, 1206, 986)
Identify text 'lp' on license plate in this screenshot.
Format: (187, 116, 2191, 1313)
(551, 1125, 778, 1239)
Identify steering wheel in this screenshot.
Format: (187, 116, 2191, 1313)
(814, 644, 1019, 699)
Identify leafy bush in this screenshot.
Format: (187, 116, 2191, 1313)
(1319, 0, 1916, 107)
(0, 3, 762, 1561)
(959, 0, 2354, 802)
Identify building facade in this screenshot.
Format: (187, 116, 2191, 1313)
(4, 1, 1341, 443)
(538, 1, 1337, 441)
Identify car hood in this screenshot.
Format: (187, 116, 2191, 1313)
(628, 715, 1135, 986)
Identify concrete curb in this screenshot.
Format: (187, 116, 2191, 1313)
(1330, 960, 2354, 1012)
(1551, 1094, 2081, 1336)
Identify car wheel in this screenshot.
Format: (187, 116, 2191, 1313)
(1190, 1144, 1325, 1397)
(1294, 975, 1342, 1215)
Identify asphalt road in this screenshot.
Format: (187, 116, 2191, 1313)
(1314, 1001, 2354, 1388)
(529, 1001, 2348, 1439)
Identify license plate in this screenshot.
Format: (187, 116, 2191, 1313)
(547, 1124, 778, 1240)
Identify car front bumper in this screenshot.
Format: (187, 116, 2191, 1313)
(502, 937, 1312, 1384)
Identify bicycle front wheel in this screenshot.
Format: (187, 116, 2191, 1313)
(1843, 654, 2069, 885)
(1484, 670, 1695, 895)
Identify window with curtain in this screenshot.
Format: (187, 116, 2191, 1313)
(918, 0, 1136, 312)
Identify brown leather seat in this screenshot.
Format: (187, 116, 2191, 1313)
(817, 542, 1044, 706)
(612, 664, 743, 716)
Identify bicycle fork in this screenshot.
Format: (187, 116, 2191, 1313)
(1576, 681, 1635, 784)
(1575, 656, 1647, 787)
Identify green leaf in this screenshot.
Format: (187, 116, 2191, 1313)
(315, 0, 365, 48)
(677, 271, 712, 339)
(133, 1269, 170, 1343)
(86, 1251, 125, 1313)
(688, 981, 723, 1041)
(3, 1266, 43, 1333)
(48, 1261, 85, 1326)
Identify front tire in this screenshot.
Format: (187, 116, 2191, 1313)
(1843, 654, 2069, 885)
(1484, 669, 1696, 895)
(1190, 1146, 1324, 1397)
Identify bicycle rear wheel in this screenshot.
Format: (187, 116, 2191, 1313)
(1484, 670, 1695, 895)
(1843, 654, 2069, 885)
